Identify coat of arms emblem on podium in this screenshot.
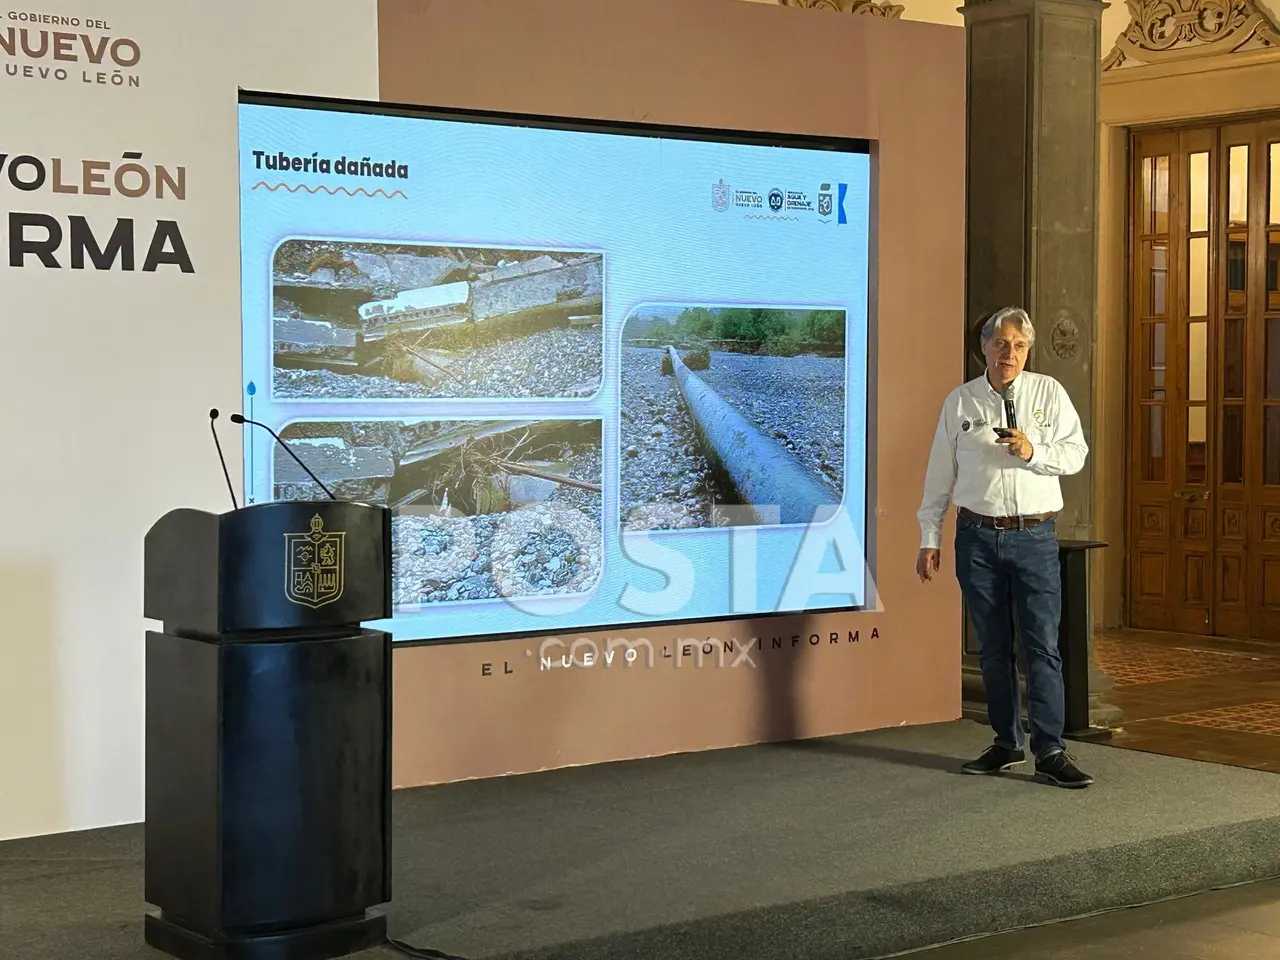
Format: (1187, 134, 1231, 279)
(284, 513, 346, 608)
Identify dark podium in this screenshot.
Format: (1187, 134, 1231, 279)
(1058, 538, 1111, 743)
(142, 500, 393, 960)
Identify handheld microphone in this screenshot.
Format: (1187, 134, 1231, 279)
(1001, 384, 1017, 431)
(229, 413, 337, 501)
(209, 409, 239, 510)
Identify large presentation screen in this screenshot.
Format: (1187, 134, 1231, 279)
(237, 94, 872, 644)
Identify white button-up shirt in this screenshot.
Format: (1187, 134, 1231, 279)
(917, 371, 1089, 549)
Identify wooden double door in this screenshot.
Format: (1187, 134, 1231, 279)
(1129, 117, 1280, 642)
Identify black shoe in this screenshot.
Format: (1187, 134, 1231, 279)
(961, 744, 1026, 775)
(1036, 751, 1094, 788)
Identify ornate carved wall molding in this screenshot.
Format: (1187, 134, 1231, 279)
(1103, 0, 1280, 69)
(778, 0, 907, 19)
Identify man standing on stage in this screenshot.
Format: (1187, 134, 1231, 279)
(915, 306, 1093, 788)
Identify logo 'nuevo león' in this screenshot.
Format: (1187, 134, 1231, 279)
(1, 12, 143, 89)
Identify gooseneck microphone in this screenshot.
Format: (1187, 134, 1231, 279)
(208, 408, 239, 510)
(229, 413, 337, 501)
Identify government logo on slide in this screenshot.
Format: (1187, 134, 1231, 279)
(712, 178, 730, 212)
(819, 182, 850, 224)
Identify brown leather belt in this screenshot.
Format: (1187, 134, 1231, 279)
(959, 507, 1055, 530)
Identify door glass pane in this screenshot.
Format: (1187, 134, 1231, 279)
(1230, 145, 1249, 312)
(1189, 151, 1210, 233)
(1269, 317, 1280, 399)
(1187, 405, 1207, 484)
(1223, 404, 1244, 484)
(1188, 236, 1209, 317)
(1142, 405, 1166, 482)
(1224, 317, 1244, 399)
(1266, 406, 1280, 485)
(1187, 320, 1207, 402)
(1227, 233, 1247, 312)
(1270, 231, 1280, 311)
(1143, 322, 1166, 399)
(1270, 142, 1280, 225)
(1146, 241, 1168, 316)
(1144, 155, 1170, 234)
(1230, 144, 1249, 224)
(1188, 405, 1208, 442)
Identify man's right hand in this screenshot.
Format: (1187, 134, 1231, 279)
(916, 548, 940, 582)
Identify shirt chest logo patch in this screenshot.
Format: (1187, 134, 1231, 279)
(1033, 410, 1050, 426)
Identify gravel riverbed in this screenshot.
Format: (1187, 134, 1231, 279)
(274, 327, 603, 400)
(694, 351, 846, 495)
(390, 446, 603, 607)
(618, 347, 731, 532)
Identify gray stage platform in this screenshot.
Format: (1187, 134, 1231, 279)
(3, 720, 1279, 960)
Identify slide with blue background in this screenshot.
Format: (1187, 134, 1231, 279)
(238, 99, 872, 643)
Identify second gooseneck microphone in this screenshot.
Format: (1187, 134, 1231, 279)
(230, 413, 338, 501)
(208, 408, 240, 510)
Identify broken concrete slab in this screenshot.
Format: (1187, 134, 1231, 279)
(358, 280, 472, 343)
(273, 437, 396, 503)
(477, 254, 563, 283)
(472, 257, 603, 325)
(273, 317, 358, 369)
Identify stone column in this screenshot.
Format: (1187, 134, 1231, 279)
(958, 0, 1123, 730)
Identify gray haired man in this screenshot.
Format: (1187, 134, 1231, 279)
(916, 307, 1093, 788)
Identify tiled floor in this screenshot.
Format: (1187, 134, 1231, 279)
(916, 879, 1280, 959)
(1094, 630, 1280, 772)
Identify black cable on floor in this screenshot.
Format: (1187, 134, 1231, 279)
(384, 934, 473, 959)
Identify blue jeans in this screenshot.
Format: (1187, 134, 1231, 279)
(955, 512, 1065, 760)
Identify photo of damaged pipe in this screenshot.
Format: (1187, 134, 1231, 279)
(269, 238, 604, 401)
(619, 305, 847, 532)
(271, 418, 603, 608)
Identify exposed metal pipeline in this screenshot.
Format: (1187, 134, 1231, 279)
(665, 346, 840, 526)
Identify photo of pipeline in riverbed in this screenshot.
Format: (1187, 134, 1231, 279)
(619, 305, 847, 532)
(270, 239, 604, 400)
(272, 418, 603, 608)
